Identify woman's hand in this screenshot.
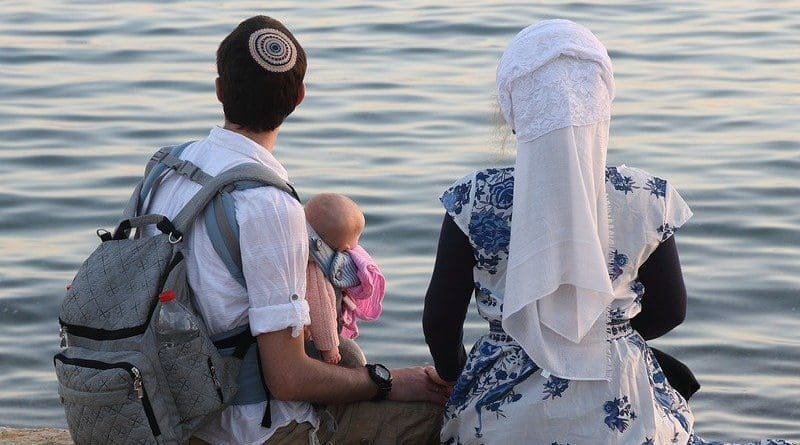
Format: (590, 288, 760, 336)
(388, 366, 451, 405)
(425, 367, 455, 398)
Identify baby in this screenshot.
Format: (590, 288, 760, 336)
(304, 193, 385, 366)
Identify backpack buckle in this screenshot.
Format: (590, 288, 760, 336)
(176, 160, 203, 182)
(150, 149, 168, 163)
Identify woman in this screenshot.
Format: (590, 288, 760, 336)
(423, 20, 792, 445)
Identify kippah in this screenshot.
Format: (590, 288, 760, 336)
(248, 28, 297, 73)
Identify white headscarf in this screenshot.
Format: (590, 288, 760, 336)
(498, 20, 617, 381)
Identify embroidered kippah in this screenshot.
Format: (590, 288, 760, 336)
(248, 28, 297, 73)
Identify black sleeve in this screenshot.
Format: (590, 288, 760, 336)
(423, 213, 476, 382)
(649, 346, 700, 401)
(630, 235, 687, 340)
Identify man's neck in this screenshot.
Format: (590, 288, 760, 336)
(223, 121, 279, 153)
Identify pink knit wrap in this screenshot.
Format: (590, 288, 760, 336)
(340, 245, 385, 339)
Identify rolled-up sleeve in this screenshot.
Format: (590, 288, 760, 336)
(235, 186, 310, 337)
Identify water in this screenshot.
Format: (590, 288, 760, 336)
(154, 296, 200, 348)
(1, 0, 798, 440)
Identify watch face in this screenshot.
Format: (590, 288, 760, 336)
(375, 364, 390, 380)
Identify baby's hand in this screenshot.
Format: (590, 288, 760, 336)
(321, 348, 342, 365)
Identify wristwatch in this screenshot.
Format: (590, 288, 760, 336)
(365, 363, 392, 401)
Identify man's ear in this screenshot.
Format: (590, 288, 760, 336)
(296, 83, 305, 107)
(215, 77, 224, 103)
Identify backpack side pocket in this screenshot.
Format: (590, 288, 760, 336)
(158, 335, 237, 431)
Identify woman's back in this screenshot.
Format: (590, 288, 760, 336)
(437, 164, 695, 444)
(442, 165, 691, 325)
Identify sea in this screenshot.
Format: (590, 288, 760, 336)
(1, 0, 798, 441)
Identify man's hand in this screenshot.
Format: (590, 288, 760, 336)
(388, 366, 450, 405)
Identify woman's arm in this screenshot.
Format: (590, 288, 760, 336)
(423, 213, 476, 382)
(630, 236, 687, 340)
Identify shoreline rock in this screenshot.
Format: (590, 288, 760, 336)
(0, 427, 72, 445)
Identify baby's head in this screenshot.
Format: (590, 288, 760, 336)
(305, 193, 365, 251)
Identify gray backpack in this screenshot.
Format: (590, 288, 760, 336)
(54, 143, 299, 444)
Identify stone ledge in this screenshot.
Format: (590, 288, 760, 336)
(0, 427, 72, 445)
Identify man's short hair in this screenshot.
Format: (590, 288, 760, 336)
(216, 16, 307, 133)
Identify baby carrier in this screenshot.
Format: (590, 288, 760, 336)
(307, 225, 361, 333)
(54, 142, 304, 444)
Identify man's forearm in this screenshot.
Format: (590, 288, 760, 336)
(283, 354, 378, 404)
(257, 328, 378, 404)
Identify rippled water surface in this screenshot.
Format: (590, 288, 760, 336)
(1, 0, 798, 440)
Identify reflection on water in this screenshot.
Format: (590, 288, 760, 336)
(1, 0, 798, 440)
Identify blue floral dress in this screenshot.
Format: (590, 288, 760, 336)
(438, 165, 792, 445)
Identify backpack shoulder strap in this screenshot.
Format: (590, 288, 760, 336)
(173, 162, 299, 231)
(122, 142, 195, 218)
(174, 162, 300, 288)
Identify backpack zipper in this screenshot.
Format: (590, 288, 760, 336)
(54, 354, 161, 437)
(207, 357, 224, 403)
(59, 325, 69, 348)
(131, 366, 144, 399)
(58, 318, 149, 342)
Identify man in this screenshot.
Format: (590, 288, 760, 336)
(144, 15, 446, 445)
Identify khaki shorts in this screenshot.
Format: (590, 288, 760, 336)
(190, 400, 442, 445)
(314, 400, 442, 445)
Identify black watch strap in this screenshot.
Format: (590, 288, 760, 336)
(365, 363, 392, 401)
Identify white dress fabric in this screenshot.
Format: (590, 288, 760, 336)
(439, 165, 792, 445)
(499, 20, 620, 381)
(143, 126, 317, 445)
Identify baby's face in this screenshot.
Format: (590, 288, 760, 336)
(328, 230, 361, 252)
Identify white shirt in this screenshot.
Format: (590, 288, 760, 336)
(143, 126, 317, 445)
